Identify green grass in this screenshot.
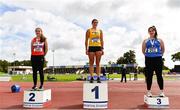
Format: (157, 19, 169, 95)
(10, 73, 146, 82)
(108, 73, 145, 79)
(8, 72, 180, 82)
(163, 70, 170, 73)
(0, 72, 5, 74)
(12, 74, 34, 82)
(52, 74, 82, 81)
(106, 73, 180, 81)
(11, 74, 82, 82)
(0, 72, 9, 76)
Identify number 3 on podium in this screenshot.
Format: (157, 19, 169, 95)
(91, 86, 99, 99)
(29, 93, 35, 101)
(157, 98, 161, 105)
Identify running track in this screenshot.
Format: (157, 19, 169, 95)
(0, 80, 180, 109)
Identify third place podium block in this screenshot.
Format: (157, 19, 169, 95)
(23, 89, 51, 108)
(83, 81, 108, 109)
(144, 95, 169, 108)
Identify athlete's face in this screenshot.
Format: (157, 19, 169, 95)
(35, 28, 42, 37)
(92, 21, 98, 28)
(148, 28, 155, 37)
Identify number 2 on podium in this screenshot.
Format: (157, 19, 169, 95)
(29, 93, 35, 101)
(91, 86, 99, 99)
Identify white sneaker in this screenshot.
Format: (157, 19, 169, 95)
(146, 91, 152, 97)
(159, 92, 165, 97)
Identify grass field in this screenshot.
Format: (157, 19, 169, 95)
(11, 74, 82, 82)
(9, 73, 146, 82)
(0, 72, 9, 76)
(0, 72, 5, 74)
(1, 70, 179, 82)
(1, 72, 145, 82)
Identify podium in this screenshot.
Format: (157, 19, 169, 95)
(144, 95, 169, 108)
(83, 82, 108, 109)
(87, 76, 107, 81)
(23, 89, 51, 108)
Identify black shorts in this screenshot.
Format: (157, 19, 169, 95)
(88, 46, 102, 52)
(31, 55, 45, 71)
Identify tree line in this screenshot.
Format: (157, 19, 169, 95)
(108, 50, 180, 71)
(0, 60, 47, 73)
(0, 51, 179, 73)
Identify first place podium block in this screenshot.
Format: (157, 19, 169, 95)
(23, 89, 51, 108)
(144, 95, 169, 108)
(83, 82, 108, 109)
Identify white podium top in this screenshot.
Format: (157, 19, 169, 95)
(25, 89, 51, 91)
(84, 81, 107, 84)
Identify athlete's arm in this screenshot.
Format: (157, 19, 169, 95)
(142, 39, 146, 55)
(44, 39, 48, 56)
(31, 40, 33, 54)
(85, 29, 89, 55)
(160, 38, 165, 55)
(100, 29, 104, 49)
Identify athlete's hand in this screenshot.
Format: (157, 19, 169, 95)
(44, 57, 46, 62)
(101, 50, 104, 55)
(86, 50, 89, 55)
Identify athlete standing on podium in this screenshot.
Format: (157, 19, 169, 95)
(85, 19, 104, 83)
(31, 27, 48, 90)
(142, 26, 165, 97)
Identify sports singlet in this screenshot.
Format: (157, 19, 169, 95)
(31, 37, 45, 56)
(88, 28, 101, 47)
(145, 38, 162, 57)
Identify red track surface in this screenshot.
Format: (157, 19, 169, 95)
(0, 80, 180, 109)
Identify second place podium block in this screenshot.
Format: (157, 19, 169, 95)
(23, 89, 51, 108)
(83, 82, 108, 109)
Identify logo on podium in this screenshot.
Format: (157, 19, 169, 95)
(23, 89, 51, 108)
(83, 82, 108, 109)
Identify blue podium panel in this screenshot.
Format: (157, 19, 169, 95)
(87, 76, 107, 81)
(23, 89, 51, 108)
(83, 82, 108, 109)
(144, 95, 169, 108)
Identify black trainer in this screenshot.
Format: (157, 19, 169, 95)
(97, 77, 101, 83)
(32, 85, 37, 90)
(90, 77, 94, 83)
(39, 85, 43, 90)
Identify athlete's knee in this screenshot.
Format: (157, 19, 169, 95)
(96, 62, 100, 67)
(156, 73, 163, 78)
(89, 61, 94, 66)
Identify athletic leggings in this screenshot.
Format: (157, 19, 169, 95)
(145, 56, 164, 90)
(31, 55, 44, 86)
